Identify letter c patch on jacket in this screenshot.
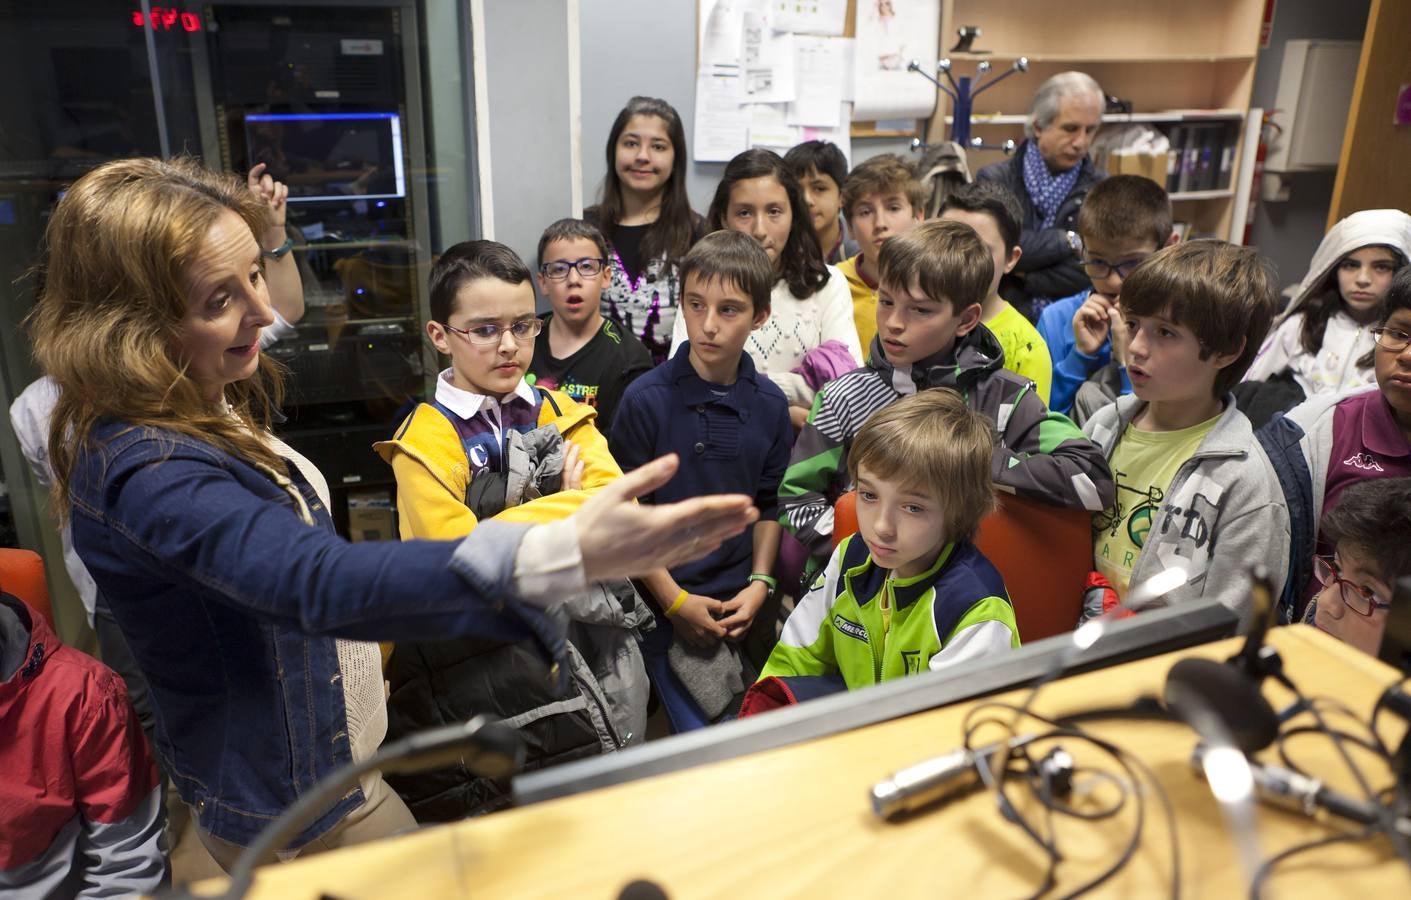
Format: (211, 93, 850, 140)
(832, 614, 869, 643)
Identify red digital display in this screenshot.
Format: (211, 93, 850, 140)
(131, 8, 202, 32)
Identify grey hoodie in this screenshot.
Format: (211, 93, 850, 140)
(1083, 394, 1290, 631)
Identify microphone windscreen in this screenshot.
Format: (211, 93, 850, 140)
(1163, 657, 1279, 755)
(618, 879, 669, 900)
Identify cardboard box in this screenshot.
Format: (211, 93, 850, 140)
(347, 489, 395, 543)
(1111, 151, 1168, 186)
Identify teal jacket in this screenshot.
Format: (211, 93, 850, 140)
(760, 535, 1020, 689)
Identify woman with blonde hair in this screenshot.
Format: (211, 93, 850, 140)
(29, 156, 755, 868)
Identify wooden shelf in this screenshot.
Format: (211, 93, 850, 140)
(946, 51, 1256, 64)
(1169, 189, 1235, 201)
(954, 109, 1246, 126)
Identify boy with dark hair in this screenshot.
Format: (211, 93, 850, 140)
(1304, 477, 1411, 657)
(1260, 266, 1411, 623)
(1084, 240, 1287, 629)
(836, 153, 927, 351)
(1037, 174, 1176, 418)
(374, 239, 650, 819)
(611, 230, 793, 731)
(939, 180, 1053, 403)
(759, 389, 1018, 692)
(529, 218, 654, 434)
(779, 219, 1114, 574)
(783, 140, 858, 265)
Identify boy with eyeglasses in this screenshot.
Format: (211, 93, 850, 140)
(529, 218, 654, 434)
(1303, 478, 1411, 657)
(1261, 267, 1411, 624)
(1036, 175, 1178, 419)
(373, 239, 653, 818)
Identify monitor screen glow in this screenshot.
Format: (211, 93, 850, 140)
(244, 112, 406, 203)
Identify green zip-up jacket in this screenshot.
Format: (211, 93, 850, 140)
(760, 535, 1020, 689)
(778, 328, 1115, 571)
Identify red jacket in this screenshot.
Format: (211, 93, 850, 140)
(0, 592, 165, 895)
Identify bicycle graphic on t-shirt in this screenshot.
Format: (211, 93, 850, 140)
(1094, 473, 1164, 550)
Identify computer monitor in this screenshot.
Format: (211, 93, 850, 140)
(244, 112, 406, 203)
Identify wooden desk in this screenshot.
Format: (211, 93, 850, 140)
(216, 627, 1411, 898)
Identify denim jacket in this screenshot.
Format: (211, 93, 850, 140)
(68, 420, 565, 848)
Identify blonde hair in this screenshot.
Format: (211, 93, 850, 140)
(847, 388, 997, 542)
(29, 156, 287, 519)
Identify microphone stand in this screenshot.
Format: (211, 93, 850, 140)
(176, 715, 524, 900)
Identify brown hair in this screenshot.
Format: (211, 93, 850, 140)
(1119, 240, 1278, 397)
(840, 154, 926, 223)
(679, 230, 775, 316)
(1076, 174, 1173, 250)
(29, 156, 286, 519)
(429, 240, 532, 324)
(877, 219, 993, 314)
(848, 388, 997, 542)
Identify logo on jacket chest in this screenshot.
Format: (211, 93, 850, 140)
(1342, 452, 1385, 473)
(832, 614, 869, 643)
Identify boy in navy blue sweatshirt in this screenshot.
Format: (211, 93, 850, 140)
(611, 230, 793, 731)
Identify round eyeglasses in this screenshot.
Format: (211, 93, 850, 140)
(442, 318, 543, 346)
(539, 257, 607, 281)
(1080, 256, 1151, 281)
(1372, 326, 1411, 355)
(1312, 555, 1391, 617)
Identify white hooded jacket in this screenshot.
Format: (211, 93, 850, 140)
(1244, 209, 1411, 395)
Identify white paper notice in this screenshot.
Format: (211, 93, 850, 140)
(786, 36, 845, 128)
(770, 0, 847, 35)
(743, 15, 796, 103)
(746, 103, 799, 154)
(852, 0, 940, 121)
(694, 65, 750, 162)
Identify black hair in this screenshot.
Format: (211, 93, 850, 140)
(537, 218, 609, 267)
(1322, 477, 1411, 585)
(679, 230, 776, 316)
(589, 97, 696, 266)
(938, 180, 1025, 257)
(1301, 244, 1408, 357)
(782, 140, 849, 192)
(428, 240, 532, 324)
(1379, 265, 1411, 325)
(707, 148, 829, 300)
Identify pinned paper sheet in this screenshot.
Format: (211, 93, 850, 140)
(787, 36, 846, 127)
(770, 0, 846, 35)
(743, 14, 796, 103)
(694, 65, 750, 162)
(852, 0, 940, 121)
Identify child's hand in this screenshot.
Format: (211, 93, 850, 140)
(674, 594, 727, 646)
(718, 580, 770, 641)
(247, 163, 289, 228)
(1108, 304, 1131, 367)
(788, 406, 810, 431)
(562, 442, 585, 491)
(1073, 293, 1118, 356)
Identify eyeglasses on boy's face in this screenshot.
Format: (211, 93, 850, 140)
(1080, 255, 1150, 281)
(442, 318, 543, 345)
(538, 257, 607, 281)
(1312, 554, 1391, 617)
(1373, 326, 1411, 354)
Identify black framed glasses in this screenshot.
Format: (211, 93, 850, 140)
(1373, 326, 1411, 354)
(442, 318, 543, 345)
(538, 257, 607, 281)
(1312, 555, 1390, 617)
(1080, 255, 1151, 281)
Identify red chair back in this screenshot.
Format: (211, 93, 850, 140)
(831, 491, 1090, 642)
(0, 548, 54, 631)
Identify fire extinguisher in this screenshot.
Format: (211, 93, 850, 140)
(1243, 111, 1283, 246)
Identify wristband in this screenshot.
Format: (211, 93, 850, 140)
(748, 573, 778, 591)
(262, 236, 295, 260)
(665, 589, 688, 617)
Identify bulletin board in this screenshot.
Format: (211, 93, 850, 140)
(693, 0, 941, 163)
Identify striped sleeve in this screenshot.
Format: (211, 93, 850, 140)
(987, 379, 1114, 512)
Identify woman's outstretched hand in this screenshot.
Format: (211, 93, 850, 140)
(574, 454, 759, 582)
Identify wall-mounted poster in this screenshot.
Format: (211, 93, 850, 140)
(851, 0, 940, 121)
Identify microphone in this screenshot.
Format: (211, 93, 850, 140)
(870, 735, 1034, 820)
(1228, 566, 1280, 681)
(1163, 657, 1280, 755)
(205, 715, 524, 900)
(1189, 745, 1411, 835)
(617, 878, 670, 900)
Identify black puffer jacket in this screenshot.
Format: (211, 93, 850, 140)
(977, 141, 1104, 317)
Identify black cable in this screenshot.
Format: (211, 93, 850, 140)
(1247, 827, 1379, 900)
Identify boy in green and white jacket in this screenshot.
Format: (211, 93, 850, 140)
(760, 389, 1020, 689)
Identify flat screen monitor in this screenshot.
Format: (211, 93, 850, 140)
(244, 112, 406, 203)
